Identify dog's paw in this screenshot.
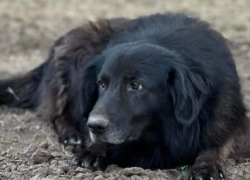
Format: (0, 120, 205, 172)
(71, 152, 105, 170)
(188, 161, 226, 180)
(59, 132, 84, 147)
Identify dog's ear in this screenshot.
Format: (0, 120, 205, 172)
(80, 56, 104, 118)
(168, 67, 210, 126)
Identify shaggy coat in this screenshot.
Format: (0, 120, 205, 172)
(0, 13, 249, 179)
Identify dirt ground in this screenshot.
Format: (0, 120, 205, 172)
(0, 0, 250, 180)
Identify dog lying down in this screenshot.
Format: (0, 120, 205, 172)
(0, 13, 249, 179)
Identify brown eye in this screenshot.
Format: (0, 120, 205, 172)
(131, 82, 142, 90)
(98, 81, 106, 89)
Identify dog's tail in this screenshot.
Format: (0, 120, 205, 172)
(0, 62, 48, 109)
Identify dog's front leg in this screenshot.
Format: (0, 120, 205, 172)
(53, 116, 87, 148)
(71, 142, 107, 170)
(188, 141, 232, 180)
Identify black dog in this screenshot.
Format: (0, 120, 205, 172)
(0, 13, 249, 180)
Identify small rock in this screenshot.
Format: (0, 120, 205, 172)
(107, 176, 115, 180)
(33, 167, 49, 178)
(93, 171, 103, 176)
(94, 175, 105, 180)
(41, 176, 57, 180)
(40, 142, 49, 149)
(141, 176, 150, 180)
(31, 149, 54, 164)
(120, 167, 145, 176)
(105, 164, 121, 172)
(30, 174, 41, 180)
(1, 172, 11, 179)
(118, 175, 128, 180)
(71, 177, 82, 180)
(0, 156, 5, 161)
(76, 173, 85, 178)
(10, 164, 17, 171)
(51, 151, 62, 157)
(144, 169, 156, 178)
(131, 175, 142, 180)
(1, 164, 7, 169)
(50, 159, 58, 166)
(76, 167, 91, 173)
(51, 167, 64, 176)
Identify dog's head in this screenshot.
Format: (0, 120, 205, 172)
(83, 42, 209, 144)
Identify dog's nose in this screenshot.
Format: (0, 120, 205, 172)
(87, 116, 109, 134)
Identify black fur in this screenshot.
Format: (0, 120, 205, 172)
(0, 13, 248, 179)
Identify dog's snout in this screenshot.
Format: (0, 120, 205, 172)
(87, 115, 109, 134)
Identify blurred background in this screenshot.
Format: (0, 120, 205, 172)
(0, 0, 250, 116)
(0, 0, 250, 77)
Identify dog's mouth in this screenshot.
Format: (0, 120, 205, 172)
(89, 130, 138, 145)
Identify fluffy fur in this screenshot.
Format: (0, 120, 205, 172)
(0, 13, 249, 179)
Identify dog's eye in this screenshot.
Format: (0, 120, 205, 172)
(130, 82, 143, 90)
(98, 81, 106, 89)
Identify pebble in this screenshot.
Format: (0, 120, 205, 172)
(120, 167, 145, 176)
(31, 149, 54, 164)
(94, 175, 105, 180)
(0, 156, 5, 161)
(76, 167, 91, 173)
